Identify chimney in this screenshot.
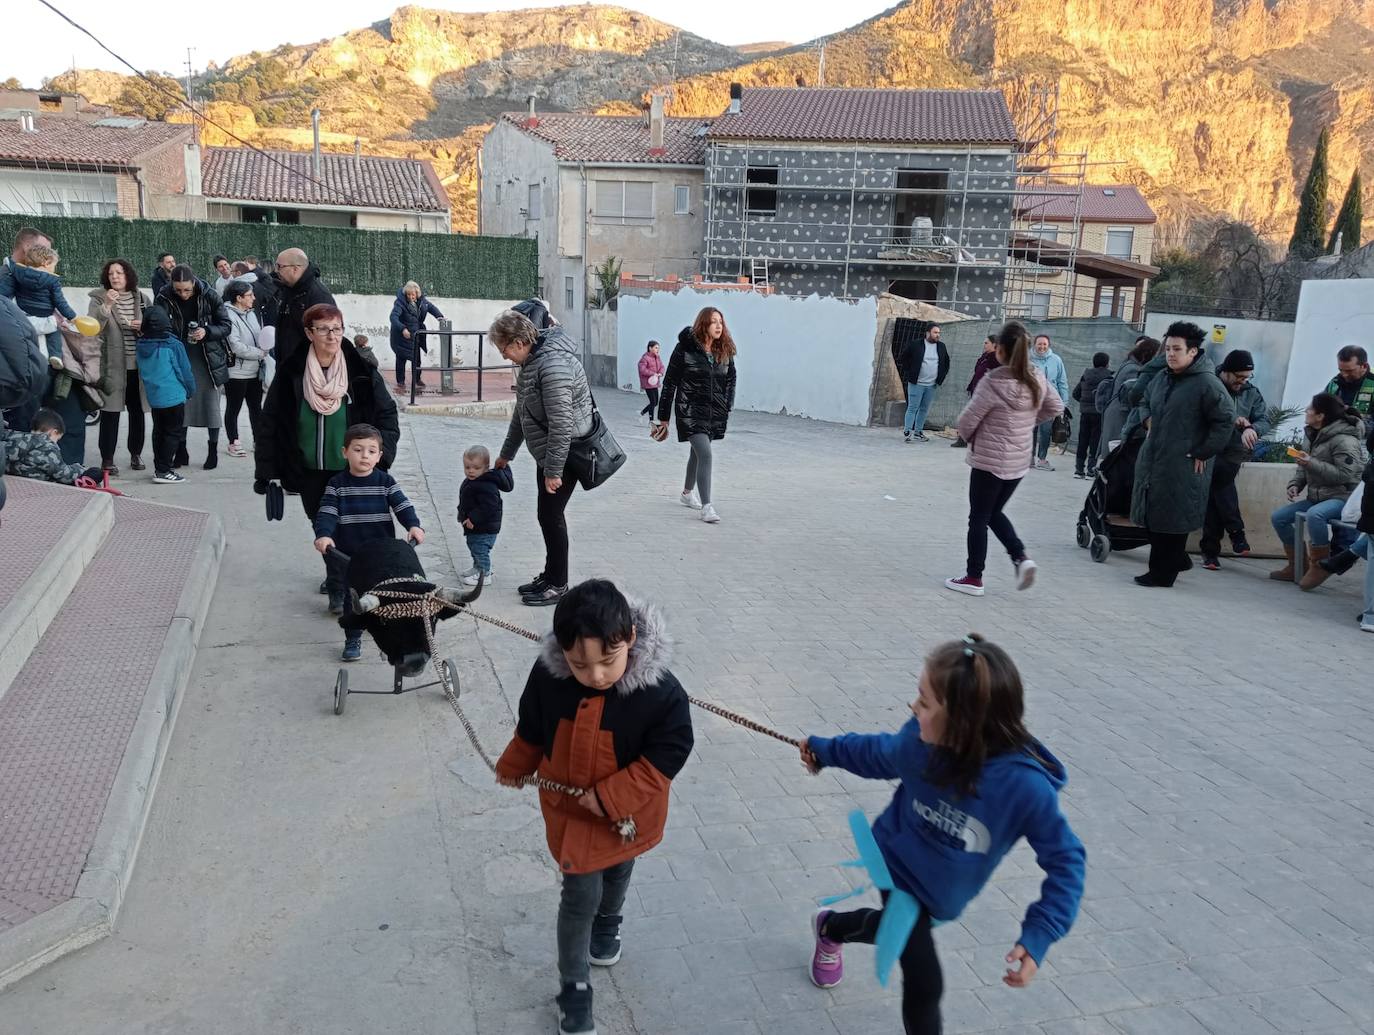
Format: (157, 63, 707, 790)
(728, 83, 742, 115)
(648, 93, 665, 155)
(184, 141, 202, 195)
(353, 137, 362, 182)
(311, 108, 322, 180)
(525, 94, 539, 129)
(18, 111, 36, 133)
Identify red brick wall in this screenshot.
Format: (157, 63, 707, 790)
(137, 134, 190, 197)
(114, 174, 140, 218)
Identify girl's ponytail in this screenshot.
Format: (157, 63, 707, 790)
(997, 321, 1042, 407)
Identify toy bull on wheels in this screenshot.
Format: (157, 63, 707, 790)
(325, 539, 482, 716)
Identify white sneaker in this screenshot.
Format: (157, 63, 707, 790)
(1015, 558, 1038, 590)
(461, 569, 491, 587)
(1034, 459, 1054, 471)
(1362, 617, 1374, 633)
(680, 491, 702, 510)
(701, 504, 720, 523)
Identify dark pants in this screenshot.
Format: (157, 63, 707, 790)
(299, 468, 346, 592)
(98, 370, 147, 463)
(557, 859, 635, 985)
(1147, 530, 1190, 584)
(824, 900, 941, 1035)
(966, 468, 1025, 579)
(1200, 457, 1244, 555)
(395, 348, 424, 386)
(44, 374, 88, 465)
(535, 464, 578, 587)
(640, 386, 659, 416)
(150, 404, 186, 475)
(223, 378, 263, 443)
(1075, 412, 1102, 474)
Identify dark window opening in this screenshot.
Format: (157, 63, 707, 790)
(888, 279, 939, 302)
(746, 166, 778, 215)
(893, 171, 948, 242)
(242, 206, 301, 225)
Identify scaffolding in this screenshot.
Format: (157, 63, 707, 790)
(701, 83, 1109, 324)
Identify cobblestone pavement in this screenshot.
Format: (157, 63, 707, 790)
(1, 390, 1370, 1034)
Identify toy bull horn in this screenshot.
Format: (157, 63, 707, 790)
(437, 572, 484, 609)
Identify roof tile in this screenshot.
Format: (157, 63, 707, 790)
(501, 113, 709, 165)
(0, 115, 189, 169)
(1017, 184, 1156, 223)
(707, 88, 1018, 145)
(201, 147, 448, 212)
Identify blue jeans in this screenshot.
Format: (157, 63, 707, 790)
(466, 532, 497, 573)
(1271, 498, 1347, 548)
(904, 383, 937, 435)
(1034, 419, 1054, 461)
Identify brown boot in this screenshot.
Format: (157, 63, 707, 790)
(1269, 544, 1296, 581)
(1299, 545, 1333, 591)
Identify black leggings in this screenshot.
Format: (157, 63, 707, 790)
(824, 902, 941, 1034)
(535, 464, 578, 586)
(97, 369, 146, 463)
(966, 467, 1025, 579)
(223, 378, 263, 443)
(640, 386, 659, 416)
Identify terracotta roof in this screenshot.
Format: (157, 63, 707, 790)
(0, 114, 189, 169)
(1017, 184, 1156, 223)
(500, 113, 710, 165)
(202, 147, 448, 212)
(707, 88, 1018, 145)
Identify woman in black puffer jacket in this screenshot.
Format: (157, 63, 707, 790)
(653, 306, 737, 524)
(155, 265, 231, 469)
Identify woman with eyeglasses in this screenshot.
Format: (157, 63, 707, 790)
(255, 303, 399, 612)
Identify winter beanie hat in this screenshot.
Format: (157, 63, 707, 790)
(1218, 349, 1255, 374)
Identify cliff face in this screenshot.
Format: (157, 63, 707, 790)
(45, 2, 1374, 241)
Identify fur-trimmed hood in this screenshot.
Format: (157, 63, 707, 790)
(538, 600, 673, 695)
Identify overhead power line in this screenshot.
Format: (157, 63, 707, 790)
(32, 0, 358, 207)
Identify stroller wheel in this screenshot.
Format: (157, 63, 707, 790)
(1090, 535, 1111, 563)
(333, 669, 349, 715)
(1076, 521, 1091, 549)
(442, 657, 460, 699)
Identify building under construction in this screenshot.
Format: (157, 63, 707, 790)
(701, 85, 1156, 325)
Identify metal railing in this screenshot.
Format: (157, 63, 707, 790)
(407, 319, 518, 406)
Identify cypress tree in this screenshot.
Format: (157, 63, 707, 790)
(1289, 126, 1330, 259)
(1327, 168, 1364, 254)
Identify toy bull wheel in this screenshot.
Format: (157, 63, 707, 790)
(442, 657, 461, 699)
(1090, 534, 1111, 563)
(333, 668, 349, 715)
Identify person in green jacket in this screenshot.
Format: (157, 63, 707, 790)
(1130, 322, 1235, 587)
(1326, 345, 1374, 433)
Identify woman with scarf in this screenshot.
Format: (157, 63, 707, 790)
(255, 303, 399, 609)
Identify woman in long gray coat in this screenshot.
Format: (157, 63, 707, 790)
(89, 259, 152, 475)
(492, 300, 593, 607)
(1130, 322, 1235, 587)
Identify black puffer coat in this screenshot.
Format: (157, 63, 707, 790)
(255, 338, 399, 492)
(389, 289, 444, 356)
(154, 280, 232, 388)
(657, 326, 737, 441)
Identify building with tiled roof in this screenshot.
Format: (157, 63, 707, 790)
(480, 98, 709, 355)
(0, 111, 196, 219)
(202, 146, 449, 233)
(1014, 184, 1159, 319)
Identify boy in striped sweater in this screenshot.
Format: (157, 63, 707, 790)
(314, 423, 425, 661)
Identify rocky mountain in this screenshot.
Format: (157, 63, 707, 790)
(45, 1, 1374, 245)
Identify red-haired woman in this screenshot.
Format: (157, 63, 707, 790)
(653, 307, 738, 523)
(254, 303, 399, 611)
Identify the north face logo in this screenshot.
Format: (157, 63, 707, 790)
(912, 797, 992, 854)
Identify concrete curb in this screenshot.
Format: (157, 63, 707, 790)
(0, 512, 225, 992)
(403, 398, 515, 419)
(0, 492, 113, 704)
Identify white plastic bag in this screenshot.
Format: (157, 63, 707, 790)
(1341, 491, 1361, 526)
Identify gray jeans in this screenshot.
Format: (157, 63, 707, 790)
(684, 433, 713, 505)
(557, 858, 635, 984)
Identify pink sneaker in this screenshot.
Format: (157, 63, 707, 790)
(810, 910, 844, 988)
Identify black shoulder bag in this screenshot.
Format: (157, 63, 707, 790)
(530, 390, 626, 491)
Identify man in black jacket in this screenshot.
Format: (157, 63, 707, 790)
(897, 324, 950, 442)
(149, 252, 177, 299)
(267, 248, 336, 367)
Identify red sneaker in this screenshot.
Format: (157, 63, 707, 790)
(943, 575, 985, 596)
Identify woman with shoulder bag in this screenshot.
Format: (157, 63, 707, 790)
(222, 280, 269, 457)
(89, 258, 151, 475)
(652, 306, 738, 524)
(491, 300, 594, 607)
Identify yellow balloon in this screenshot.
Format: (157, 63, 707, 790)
(73, 315, 101, 337)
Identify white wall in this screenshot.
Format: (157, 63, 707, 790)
(617, 288, 878, 426)
(1282, 278, 1374, 426)
(0, 168, 117, 217)
(62, 287, 521, 368)
(1145, 311, 1295, 411)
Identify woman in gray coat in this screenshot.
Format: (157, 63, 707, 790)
(492, 300, 593, 607)
(1130, 322, 1235, 587)
(1098, 335, 1160, 456)
(89, 259, 152, 475)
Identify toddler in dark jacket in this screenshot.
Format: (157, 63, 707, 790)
(456, 444, 514, 586)
(2, 408, 100, 485)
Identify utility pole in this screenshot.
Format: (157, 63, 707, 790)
(184, 47, 195, 113)
(818, 43, 826, 87)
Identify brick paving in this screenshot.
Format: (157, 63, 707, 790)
(0, 479, 91, 614)
(0, 498, 207, 934)
(0, 391, 1369, 1034)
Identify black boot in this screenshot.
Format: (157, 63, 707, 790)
(204, 445, 218, 470)
(1320, 548, 1361, 576)
(173, 445, 189, 468)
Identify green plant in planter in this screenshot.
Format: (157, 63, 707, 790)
(1252, 404, 1305, 463)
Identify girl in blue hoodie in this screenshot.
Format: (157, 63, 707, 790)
(800, 634, 1085, 1035)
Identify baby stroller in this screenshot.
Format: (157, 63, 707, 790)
(326, 538, 483, 715)
(1076, 427, 1150, 562)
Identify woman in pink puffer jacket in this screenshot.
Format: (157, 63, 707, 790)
(944, 321, 1064, 597)
(637, 339, 664, 419)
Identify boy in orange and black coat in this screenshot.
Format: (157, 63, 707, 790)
(496, 578, 693, 1035)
